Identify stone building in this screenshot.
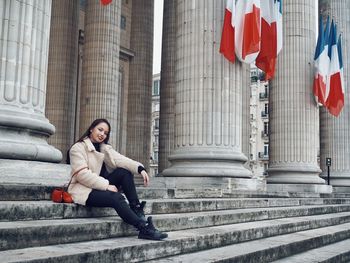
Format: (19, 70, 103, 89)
(249, 66, 270, 178)
(0, 0, 349, 192)
(150, 73, 160, 177)
(2, 1, 350, 261)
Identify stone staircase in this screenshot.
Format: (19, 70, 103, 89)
(1, 184, 350, 262)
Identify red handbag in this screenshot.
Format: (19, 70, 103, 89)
(51, 166, 87, 203)
(51, 188, 73, 203)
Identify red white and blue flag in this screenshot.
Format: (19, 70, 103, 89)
(100, 0, 112, 5)
(313, 16, 330, 106)
(325, 22, 344, 116)
(255, 0, 282, 80)
(234, 0, 261, 64)
(220, 0, 236, 63)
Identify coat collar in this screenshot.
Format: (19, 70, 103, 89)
(83, 137, 107, 154)
(83, 137, 97, 152)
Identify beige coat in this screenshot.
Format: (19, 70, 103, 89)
(68, 137, 143, 205)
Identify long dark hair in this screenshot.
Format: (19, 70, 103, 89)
(66, 118, 111, 164)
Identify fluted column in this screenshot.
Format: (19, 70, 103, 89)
(242, 64, 251, 167)
(319, 0, 350, 186)
(46, 0, 79, 163)
(162, 0, 251, 178)
(267, 0, 324, 184)
(79, 1, 121, 146)
(159, 0, 176, 173)
(126, 0, 154, 171)
(0, 0, 61, 162)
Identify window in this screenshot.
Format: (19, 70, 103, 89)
(154, 118, 159, 130)
(120, 15, 126, 30)
(264, 143, 269, 156)
(153, 151, 158, 162)
(153, 80, 160, 95)
(263, 122, 269, 135)
(264, 103, 269, 114)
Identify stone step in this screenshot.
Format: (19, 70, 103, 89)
(271, 238, 350, 263)
(0, 184, 170, 201)
(145, 222, 350, 263)
(0, 184, 326, 201)
(2, 197, 350, 221)
(2, 217, 350, 262)
(2, 205, 350, 251)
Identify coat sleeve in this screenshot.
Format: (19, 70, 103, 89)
(69, 143, 109, 191)
(101, 144, 144, 175)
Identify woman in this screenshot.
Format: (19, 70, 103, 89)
(68, 118, 167, 240)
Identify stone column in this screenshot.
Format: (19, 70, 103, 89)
(0, 0, 61, 162)
(126, 0, 154, 171)
(319, 0, 350, 187)
(242, 64, 251, 166)
(267, 0, 324, 185)
(79, 0, 121, 146)
(162, 0, 251, 182)
(46, 0, 79, 163)
(159, 0, 176, 173)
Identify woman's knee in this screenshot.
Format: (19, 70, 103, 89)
(109, 191, 126, 202)
(113, 167, 133, 177)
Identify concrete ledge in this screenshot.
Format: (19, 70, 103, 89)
(267, 184, 333, 194)
(0, 159, 71, 186)
(163, 177, 266, 191)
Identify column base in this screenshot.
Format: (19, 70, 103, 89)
(162, 176, 266, 191)
(267, 183, 332, 194)
(0, 109, 62, 163)
(267, 164, 324, 184)
(162, 147, 252, 178)
(0, 159, 71, 186)
(332, 186, 350, 193)
(320, 172, 350, 187)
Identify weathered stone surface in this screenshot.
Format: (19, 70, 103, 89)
(147, 223, 350, 263)
(2, 218, 350, 262)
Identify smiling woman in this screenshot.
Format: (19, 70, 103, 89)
(66, 118, 168, 241)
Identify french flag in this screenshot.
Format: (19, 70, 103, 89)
(100, 0, 112, 5)
(326, 22, 344, 117)
(235, 0, 261, 64)
(220, 0, 236, 63)
(255, 0, 280, 80)
(313, 16, 330, 106)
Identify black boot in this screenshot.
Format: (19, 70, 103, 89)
(137, 216, 168, 240)
(130, 201, 147, 222)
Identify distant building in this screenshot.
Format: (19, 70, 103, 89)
(249, 66, 269, 178)
(150, 73, 160, 177)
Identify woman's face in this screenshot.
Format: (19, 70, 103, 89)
(89, 122, 109, 143)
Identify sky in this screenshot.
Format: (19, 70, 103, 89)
(153, 0, 163, 74)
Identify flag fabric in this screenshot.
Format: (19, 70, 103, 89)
(100, 0, 112, 5)
(312, 16, 330, 106)
(326, 23, 344, 117)
(255, 0, 278, 80)
(276, 0, 283, 55)
(220, 0, 236, 63)
(235, 0, 261, 64)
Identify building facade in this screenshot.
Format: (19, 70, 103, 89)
(249, 67, 269, 178)
(150, 73, 160, 177)
(1, 0, 349, 193)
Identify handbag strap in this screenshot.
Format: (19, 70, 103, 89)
(66, 166, 88, 189)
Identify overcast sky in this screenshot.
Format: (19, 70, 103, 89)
(153, 0, 163, 74)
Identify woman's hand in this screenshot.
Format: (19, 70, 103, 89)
(140, 170, 150, 187)
(107, 185, 118, 192)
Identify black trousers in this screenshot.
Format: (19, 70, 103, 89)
(86, 167, 142, 226)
